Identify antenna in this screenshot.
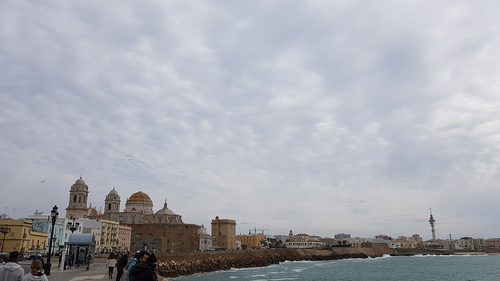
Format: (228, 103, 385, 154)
(429, 208, 436, 242)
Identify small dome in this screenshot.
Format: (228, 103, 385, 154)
(86, 206, 102, 217)
(155, 200, 176, 215)
(106, 187, 120, 201)
(128, 191, 152, 202)
(75, 177, 86, 185)
(197, 225, 209, 236)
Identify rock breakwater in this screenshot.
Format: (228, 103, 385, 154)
(154, 247, 395, 278)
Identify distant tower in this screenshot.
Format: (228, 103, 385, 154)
(211, 216, 236, 250)
(66, 177, 89, 219)
(429, 208, 436, 242)
(104, 187, 121, 214)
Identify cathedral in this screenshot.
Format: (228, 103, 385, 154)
(65, 177, 213, 252)
(65, 177, 183, 224)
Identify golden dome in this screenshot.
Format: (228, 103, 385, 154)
(128, 191, 152, 202)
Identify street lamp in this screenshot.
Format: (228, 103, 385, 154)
(45, 205, 59, 276)
(0, 226, 11, 252)
(67, 218, 80, 233)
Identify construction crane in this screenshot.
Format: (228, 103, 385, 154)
(249, 228, 270, 235)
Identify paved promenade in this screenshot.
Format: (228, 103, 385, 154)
(19, 260, 170, 280)
(19, 261, 109, 281)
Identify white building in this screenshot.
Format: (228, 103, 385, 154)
(284, 230, 325, 249)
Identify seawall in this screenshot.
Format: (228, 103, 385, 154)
(153, 246, 396, 278)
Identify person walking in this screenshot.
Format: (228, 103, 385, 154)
(86, 253, 92, 270)
(106, 253, 117, 279)
(32, 255, 45, 273)
(58, 252, 62, 268)
(124, 252, 139, 281)
(21, 260, 48, 281)
(116, 252, 130, 281)
(0, 251, 25, 281)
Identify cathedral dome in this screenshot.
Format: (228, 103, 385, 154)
(155, 200, 176, 215)
(128, 191, 152, 202)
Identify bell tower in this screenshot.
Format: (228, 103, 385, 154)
(104, 187, 121, 213)
(66, 177, 89, 219)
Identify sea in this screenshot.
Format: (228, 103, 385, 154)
(171, 254, 500, 281)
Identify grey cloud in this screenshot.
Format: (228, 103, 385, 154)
(1, 0, 500, 239)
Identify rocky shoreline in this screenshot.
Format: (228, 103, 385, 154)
(154, 247, 396, 278)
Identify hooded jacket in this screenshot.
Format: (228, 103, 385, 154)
(0, 262, 25, 281)
(129, 261, 157, 281)
(21, 272, 49, 281)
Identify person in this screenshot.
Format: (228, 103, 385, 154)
(32, 255, 45, 273)
(146, 253, 158, 281)
(58, 251, 62, 268)
(129, 251, 155, 281)
(21, 259, 48, 281)
(66, 253, 73, 269)
(86, 253, 92, 271)
(0, 251, 25, 281)
(124, 252, 139, 281)
(106, 253, 117, 279)
(116, 252, 130, 281)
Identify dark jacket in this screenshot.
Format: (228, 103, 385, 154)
(117, 254, 129, 268)
(33, 256, 45, 270)
(129, 261, 156, 281)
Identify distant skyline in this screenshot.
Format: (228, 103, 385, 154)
(2, 1, 500, 240)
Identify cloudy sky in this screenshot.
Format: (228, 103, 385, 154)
(1, 0, 500, 240)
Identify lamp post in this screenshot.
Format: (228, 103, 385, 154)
(67, 218, 80, 233)
(66, 217, 79, 263)
(1, 226, 11, 252)
(45, 205, 59, 276)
